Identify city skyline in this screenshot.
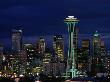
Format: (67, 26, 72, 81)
(0, 0, 110, 51)
(0, 28, 109, 53)
(0, 16, 109, 81)
(1, 0, 110, 81)
(0, 23, 109, 52)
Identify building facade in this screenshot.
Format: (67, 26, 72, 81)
(53, 35, 64, 61)
(12, 29, 23, 53)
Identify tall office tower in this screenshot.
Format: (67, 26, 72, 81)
(82, 39, 90, 49)
(53, 35, 64, 61)
(0, 44, 3, 60)
(91, 31, 107, 77)
(11, 29, 23, 74)
(19, 50, 27, 74)
(78, 39, 90, 76)
(98, 40, 108, 75)
(24, 44, 36, 74)
(0, 44, 6, 69)
(64, 16, 79, 78)
(100, 41, 107, 56)
(32, 58, 43, 75)
(9, 55, 20, 74)
(0, 44, 3, 55)
(37, 37, 45, 55)
(105, 55, 110, 77)
(42, 52, 52, 76)
(82, 39, 90, 63)
(92, 31, 101, 56)
(12, 29, 22, 53)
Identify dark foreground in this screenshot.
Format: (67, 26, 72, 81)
(0, 76, 65, 82)
(0, 77, 110, 82)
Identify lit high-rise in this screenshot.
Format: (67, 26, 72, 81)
(77, 39, 90, 76)
(53, 35, 64, 61)
(92, 31, 101, 56)
(92, 31, 107, 77)
(37, 37, 45, 55)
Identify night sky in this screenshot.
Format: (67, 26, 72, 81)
(0, 0, 110, 51)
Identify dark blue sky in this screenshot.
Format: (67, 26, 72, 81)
(0, 0, 110, 51)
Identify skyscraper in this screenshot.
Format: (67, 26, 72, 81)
(37, 37, 45, 55)
(53, 35, 64, 61)
(24, 44, 36, 74)
(100, 41, 107, 56)
(0, 44, 3, 55)
(82, 39, 90, 49)
(0, 44, 3, 59)
(11, 29, 23, 74)
(12, 29, 23, 53)
(64, 16, 79, 78)
(91, 31, 107, 77)
(42, 52, 52, 76)
(92, 31, 101, 56)
(77, 39, 90, 76)
(0, 44, 4, 65)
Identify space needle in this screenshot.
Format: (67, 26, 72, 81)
(64, 16, 79, 78)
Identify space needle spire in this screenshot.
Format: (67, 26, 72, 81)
(64, 16, 79, 78)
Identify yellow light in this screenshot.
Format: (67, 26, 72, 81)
(14, 73, 16, 75)
(19, 74, 24, 77)
(35, 81, 41, 82)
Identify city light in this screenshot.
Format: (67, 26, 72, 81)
(0, 16, 109, 82)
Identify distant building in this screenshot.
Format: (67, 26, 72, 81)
(36, 37, 45, 55)
(12, 29, 22, 53)
(92, 31, 101, 56)
(0, 44, 3, 55)
(53, 35, 64, 61)
(105, 54, 110, 75)
(42, 52, 52, 76)
(0, 44, 4, 63)
(77, 39, 90, 76)
(19, 50, 27, 74)
(91, 31, 108, 77)
(100, 41, 107, 56)
(24, 44, 36, 74)
(32, 58, 43, 75)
